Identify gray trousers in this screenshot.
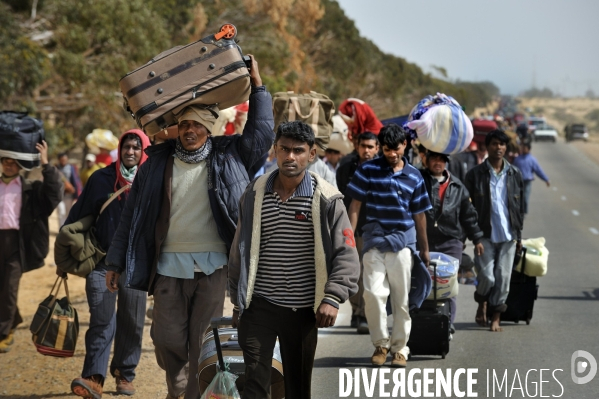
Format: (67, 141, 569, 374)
(83, 265, 147, 381)
(151, 269, 227, 399)
(474, 238, 517, 312)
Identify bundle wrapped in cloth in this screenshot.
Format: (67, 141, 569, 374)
(85, 129, 119, 153)
(404, 93, 473, 154)
(338, 98, 383, 139)
(0, 111, 45, 170)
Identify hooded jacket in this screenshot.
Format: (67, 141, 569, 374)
(64, 130, 150, 254)
(105, 88, 275, 292)
(228, 171, 360, 315)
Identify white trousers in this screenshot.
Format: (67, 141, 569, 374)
(363, 247, 413, 358)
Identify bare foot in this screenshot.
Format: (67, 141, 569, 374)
(475, 302, 487, 327)
(489, 312, 503, 332)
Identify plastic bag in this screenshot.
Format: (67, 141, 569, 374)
(85, 129, 119, 154)
(200, 366, 241, 399)
(426, 252, 459, 300)
(514, 237, 548, 277)
(404, 93, 473, 155)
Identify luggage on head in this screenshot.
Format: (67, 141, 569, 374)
(0, 111, 45, 170)
(404, 93, 473, 155)
(120, 24, 251, 136)
(272, 91, 335, 151)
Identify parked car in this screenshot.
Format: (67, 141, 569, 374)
(532, 124, 558, 142)
(565, 124, 589, 142)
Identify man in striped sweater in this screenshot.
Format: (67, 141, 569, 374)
(229, 121, 360, 399)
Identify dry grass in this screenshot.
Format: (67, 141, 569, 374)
(517, 97, 599, 135)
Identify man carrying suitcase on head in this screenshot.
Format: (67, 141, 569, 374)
(229, 121, 360, 399)
(105, 55, 274, 399)
(0, 141, 63, 353)
(464, 129, 524, 332)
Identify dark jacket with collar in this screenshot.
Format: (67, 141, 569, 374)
(64, 164, 126, 254)
(105, 87, 274, 293)
(420, 168, 483, 245)
(16, 164, 63, 272)
(464, 159, 524, 241)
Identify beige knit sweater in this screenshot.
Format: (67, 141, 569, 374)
(161, 157, 227, 254)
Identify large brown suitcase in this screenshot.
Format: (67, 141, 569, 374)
(120, 24, 251, 136)
(198, 318, 284, 399)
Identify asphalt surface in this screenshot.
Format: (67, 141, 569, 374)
(311, 139, 599, 398)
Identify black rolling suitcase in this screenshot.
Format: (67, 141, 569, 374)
(500, 248, 539, 324)
(407, 259, 451, 359)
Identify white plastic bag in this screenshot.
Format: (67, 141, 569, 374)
(515, 237, 548, 277)
(200, 366, 241, 399)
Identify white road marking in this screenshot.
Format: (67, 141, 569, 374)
(572, 210, 580, 216)
(561, 196, 567, 201)
(590, 228, 599, 235)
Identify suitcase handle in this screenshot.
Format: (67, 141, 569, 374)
(210, 317, 234, 372)
(430, 259, 439, 308)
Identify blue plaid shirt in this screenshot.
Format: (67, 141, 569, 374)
(346, 156, 432, 233)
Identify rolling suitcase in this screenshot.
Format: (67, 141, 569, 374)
(198, 317, 285, 399)
(407, 259, 451, 359)
(500, 248, 539, 324)
(120, 24, 251, 136)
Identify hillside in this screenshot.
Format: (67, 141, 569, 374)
(2, 0, 499, 152)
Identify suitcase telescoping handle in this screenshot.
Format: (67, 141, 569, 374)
(210, 317, 234, 372)
(430, 259, 439, 308)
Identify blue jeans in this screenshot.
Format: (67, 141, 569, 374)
(474, 239, 517, 312)
(522, 180, 533, 214)
(82, 265, 146, 381)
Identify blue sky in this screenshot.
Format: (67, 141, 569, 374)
(336, 0, 599, 97)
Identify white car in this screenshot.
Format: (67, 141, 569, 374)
(532, 125, 558, 142)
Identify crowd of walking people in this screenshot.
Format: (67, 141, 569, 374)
(0, 55, 553, 399)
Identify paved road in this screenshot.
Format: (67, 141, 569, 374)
(311, 139, 599, 398)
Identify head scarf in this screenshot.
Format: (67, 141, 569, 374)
(114, 129, 151, 197)
(175, 105, 217, 133)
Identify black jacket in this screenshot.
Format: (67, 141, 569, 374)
(420, 169, 483, 245)
(336, 152, 367, 234)
(105, 87, 274, 291)
(17, 164, 63, 272)
(464, 159, 524, 241)
(64, 164, 126, 253)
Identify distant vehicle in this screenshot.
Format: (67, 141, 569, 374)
(527, 116, 546, 133)
(565, 124, 589, 142)
(532, 124, 558, 143)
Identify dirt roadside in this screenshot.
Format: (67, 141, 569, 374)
(0, 211, 234, 399)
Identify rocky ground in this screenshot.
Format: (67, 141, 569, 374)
(0, 211, 233, 399)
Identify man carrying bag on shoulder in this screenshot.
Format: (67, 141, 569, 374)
(58, 130, 150, 399)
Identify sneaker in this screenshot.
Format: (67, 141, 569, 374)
(391, 352, 407, 368)
(356, 317, 369, 335)
(116, 376, 136, 396)
(371, 346, 389, 366)
(0, 330, 15, 353)
(71, 375, 103, 399)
